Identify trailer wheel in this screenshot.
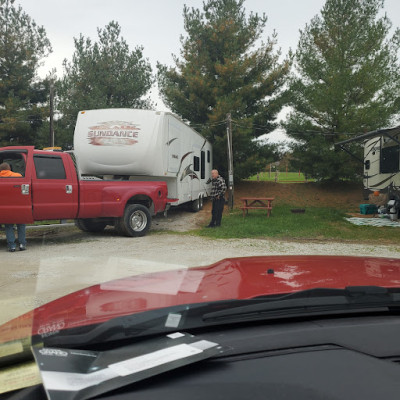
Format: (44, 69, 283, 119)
(119, 204, 151, 237)
(75, 219, 107, 233)
(191, 198, 200, 212)
(199, 196, 204, 210)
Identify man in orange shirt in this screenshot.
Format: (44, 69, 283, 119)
(0, 163, 27, 252)
(0, 162, 22, 178)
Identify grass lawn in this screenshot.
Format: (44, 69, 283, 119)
(247, 171, 315, 182)
(194, 204, 400, 243)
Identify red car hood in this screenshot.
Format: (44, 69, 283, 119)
(1, 255, 400, 344)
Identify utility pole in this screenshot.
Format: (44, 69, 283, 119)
(226, 113, 234, 210)
(49, 81, 55, 147)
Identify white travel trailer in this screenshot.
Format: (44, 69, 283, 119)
(336, 125, 400, 216)
(363, 133, 400, 193)
(74, 109, 212, 211)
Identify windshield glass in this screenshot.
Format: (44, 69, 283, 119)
(1, 0, 400, 398)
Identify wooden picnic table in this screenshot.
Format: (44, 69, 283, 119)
(240, 197, 274, 217)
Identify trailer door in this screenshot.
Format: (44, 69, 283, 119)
(191, 146, 201, 199)
(380, 142, 400, 173)
(200, 150, 206, 180)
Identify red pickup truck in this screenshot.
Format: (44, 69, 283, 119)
(0, 146, 170, 236)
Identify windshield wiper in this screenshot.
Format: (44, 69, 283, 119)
(202, 286, 400, 323)
(38, 301, 238, 348)
(39, 287, 400, 348)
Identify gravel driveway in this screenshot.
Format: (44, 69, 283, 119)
(1, 207, 399, 325)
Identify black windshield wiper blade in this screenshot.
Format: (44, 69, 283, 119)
(38, 300, 240, 348)
(39, 287, 400, 348)
(203, 286, 400, 322)
(39, 303, 202, 348)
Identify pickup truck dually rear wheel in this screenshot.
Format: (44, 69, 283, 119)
(75, 219, 107, 233)
(118, 204, 151, 237)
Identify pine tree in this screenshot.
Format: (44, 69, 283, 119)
(57, 21, 153, 144)
(157, 0, 289, 180)
(0, 0, 52, 146)
(285, 0, 400, 181)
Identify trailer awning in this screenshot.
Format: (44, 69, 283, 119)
(335, 125, 400, 147)
(335, 125, 400, 164)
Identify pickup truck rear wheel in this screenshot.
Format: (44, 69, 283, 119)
(118, 204, 151, 237)
(75, 219, 107, 233)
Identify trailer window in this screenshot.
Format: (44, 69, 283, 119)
(380, 146, 399, 174)
(201, 151, 205, 179)
(193, 156, 200, 172)
(34, 156, 66, 179)
(207, 150, 210, 163)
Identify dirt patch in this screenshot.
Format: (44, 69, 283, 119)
(235, 181, 364, 211)
(152, 205, 210, 232)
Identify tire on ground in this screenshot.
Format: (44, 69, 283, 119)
(75, 219, 107, 233)
(191, 198, 200, 212)
(199, 196, 204, 210)
(118, 204, 151, 237)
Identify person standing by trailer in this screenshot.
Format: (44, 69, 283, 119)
(207, 169, 227, 228)
(0, 163, 27, 252)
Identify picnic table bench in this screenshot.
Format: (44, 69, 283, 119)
(240, 197, 274, 217)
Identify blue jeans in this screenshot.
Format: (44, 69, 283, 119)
(5, 224, 26, 249)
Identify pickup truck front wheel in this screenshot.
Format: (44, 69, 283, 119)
(117, 204, 151, 237)
(75, 219, 107, 233)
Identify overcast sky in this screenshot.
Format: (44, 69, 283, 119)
(16, 0, 400, 142)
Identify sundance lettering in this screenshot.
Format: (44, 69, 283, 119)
(88, 130, 139, 138)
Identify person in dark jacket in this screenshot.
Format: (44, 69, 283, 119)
(207, 169, 227, 228)
(0, 163, 27, 252)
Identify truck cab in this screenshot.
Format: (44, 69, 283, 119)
(0, 147, 79, 224)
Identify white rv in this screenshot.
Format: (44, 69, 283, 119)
(336, 125, 400, 216)
(363, 134, 400, 193)
(73, 109, 212, 211)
